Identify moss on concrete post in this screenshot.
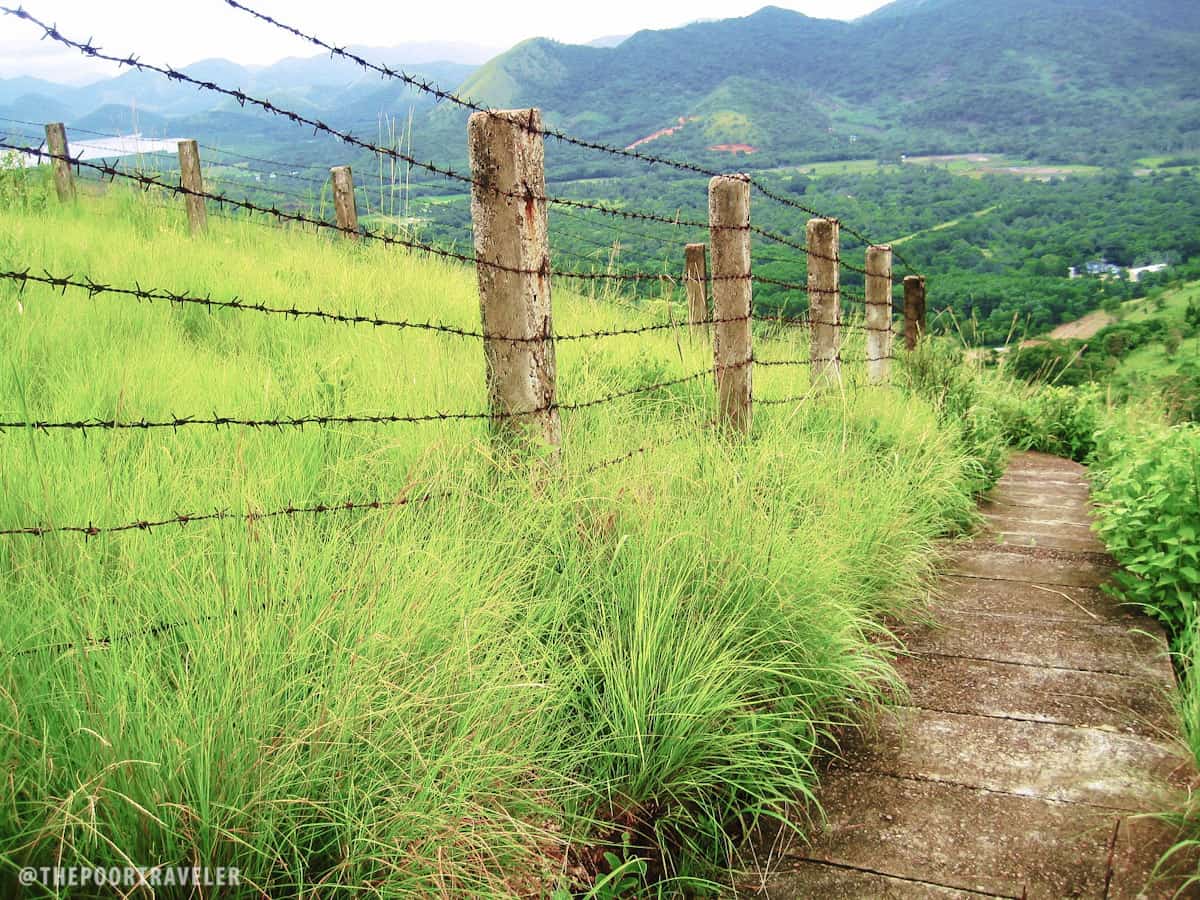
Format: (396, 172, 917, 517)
(904, 275, 927, 350)
(44, 123, 75, 203)
(330, 165, 359, 239)
(866, 245, 894, 384)
(177, 140, 207, 235)
(467, 108, 560, 455)
(685, 242, 709, 336)
(807, 218, 840, 385)
(708, 175, 752, 434)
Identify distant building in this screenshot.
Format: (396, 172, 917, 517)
(1128, 263, 1168, 282)
(1083, 259, 1123, 278)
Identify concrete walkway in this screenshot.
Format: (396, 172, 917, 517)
(755, 452, 1196, 898)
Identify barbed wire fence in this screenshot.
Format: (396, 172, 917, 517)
(0, 2, 929, 553)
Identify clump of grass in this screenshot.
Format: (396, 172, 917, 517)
(1, 184, 982, 895)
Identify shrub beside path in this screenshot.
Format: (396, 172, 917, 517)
(756, 451, 1197, 898)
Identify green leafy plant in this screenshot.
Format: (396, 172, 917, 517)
(1091, 419, 1200, 637)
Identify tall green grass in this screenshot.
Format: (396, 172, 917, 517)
(1, 176, 982, 895)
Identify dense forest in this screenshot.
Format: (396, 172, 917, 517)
(395, 163, 1200, 346)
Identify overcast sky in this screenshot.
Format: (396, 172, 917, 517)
(1, 0, 892, 84)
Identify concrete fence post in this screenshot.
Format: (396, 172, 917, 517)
(176, 140, 207, 235)
(467, 108, 560, 455)
(865, 245, 894, 384)
(807, 218, 841, 385)
(708, 175, 753, 434)
(684, 242, 709, 335)
(904, 275, 927, 350)
(330, 165, 359, 239)
(44, 123, 75, 203)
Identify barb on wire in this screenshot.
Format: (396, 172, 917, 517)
(0, 489, 446, 539)
(583, 443, 658, 474)
(756, 394, 810, 406)
(218, 0, 917, 275)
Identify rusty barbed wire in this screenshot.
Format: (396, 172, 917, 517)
(2, 141, 758, 286)
(581, 438, 685, 475)
(0, 367, 715, 434)
(0, 489, 446, 539)
(551, 205, 882, 283)
(754, 354, 894, 369)
(750, 312, 894, 333)
(218, 0, 917, 275)
(756, 394, 813, 406)
(12, 608, 260, 656)
(78, 157, 330, 206)
(8, 140, 876, 294)
(77, 162, 612, 268)
(0, 268, 765, 343)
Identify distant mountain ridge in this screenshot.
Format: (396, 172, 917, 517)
(419, 0, 1200, 167)
(0, 44, 482, 135)
(4, 0, 1199, 168)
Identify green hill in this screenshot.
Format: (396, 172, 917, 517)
(421, 0, 1200, 169)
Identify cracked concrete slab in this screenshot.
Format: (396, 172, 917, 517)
(898, 609, 1172, 679)
(979, 500, 1093, 528)
(980, 514, 1106, 552)
(937, 575, 1140, 625)
(946, 546, 1113, 587)
(891, 653, 1176, 737)
(986, 530, 1107, 553)
(991, 484, 1094, 506)
(836, 706, 1188, 809)
(768, 770, 1189, 898)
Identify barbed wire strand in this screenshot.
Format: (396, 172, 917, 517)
(0, 489, 446, 539)
(0, 366, 720, 434)
(2, 140, 751, 285)
(0, 267, 763, 343)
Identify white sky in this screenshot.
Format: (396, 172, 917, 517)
(1, 0, 892, 84)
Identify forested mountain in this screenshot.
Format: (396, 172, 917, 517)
(5, 0, 1198, 167)
(421, 0, 1200, 167)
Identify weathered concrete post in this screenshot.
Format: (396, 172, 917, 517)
(807, 218, 840, 384)
(467, 108, 560, 454)
(330, 165, 359, 239)
(904, 275, 927, 350)
(684, 242, 709, 335)
(44, 123, 75, 203)
(865, 245, 894, 384)
(176, 140, 207, 235)
(708, 175, 753, 434)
